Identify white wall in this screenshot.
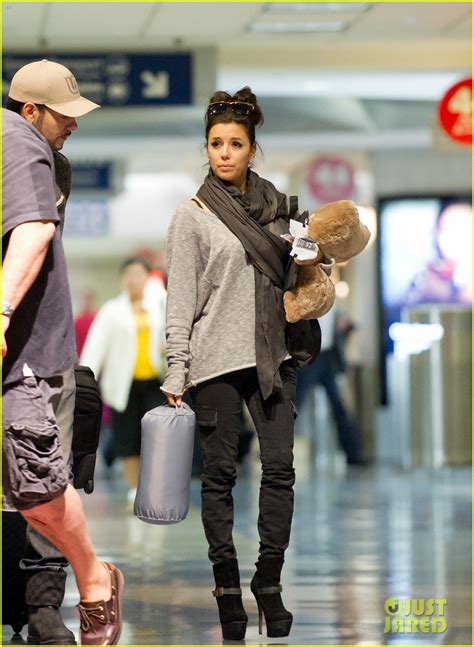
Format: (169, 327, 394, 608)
(372, 148, 471, 197)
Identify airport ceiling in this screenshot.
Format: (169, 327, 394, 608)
(3, 2, 471, 141)
(3, 2, 470, 51)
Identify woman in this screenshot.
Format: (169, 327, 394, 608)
(161, 88, 317, 640)
(81, 256, 167, 503)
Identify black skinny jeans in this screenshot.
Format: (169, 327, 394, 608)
(190, 360, 296, 565)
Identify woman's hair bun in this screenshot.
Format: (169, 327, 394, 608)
(208, 90, 233, 104)
(207, 86, 264, 128)
(233, 86, 264, 127)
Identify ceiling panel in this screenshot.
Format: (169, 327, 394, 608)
(44, 3, 155, 42)
(251, 9, 362, 23)
(143, 2, 264, 39)
(3, 2, 46, 43)
(347, 2, 471, 39)
(447, 16, 472, 38)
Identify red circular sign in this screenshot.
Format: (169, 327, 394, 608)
(438, 77, 472, 146)
(307, 156, 355, 203)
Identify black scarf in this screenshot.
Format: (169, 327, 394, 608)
(197, 169, 290, 399)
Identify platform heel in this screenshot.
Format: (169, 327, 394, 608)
(250, 557, 293, 638)
(212, 559, 248, 640)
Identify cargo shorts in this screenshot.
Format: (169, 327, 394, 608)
(2, 365, 70, 512)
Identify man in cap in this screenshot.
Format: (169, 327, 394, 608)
(6, 58, 100, 231)
(3, 60, 118, 645)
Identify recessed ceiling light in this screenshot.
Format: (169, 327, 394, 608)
(303, 80, 331, 92)
(250, 21, 348, 33)
(266, 2, 371, 12)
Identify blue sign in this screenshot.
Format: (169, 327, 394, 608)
(3, 53, 192, 106)
(63, 200, 109, 237)
(71, 162, 112, 192)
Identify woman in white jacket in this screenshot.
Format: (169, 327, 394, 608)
(81, 256, 166, 498)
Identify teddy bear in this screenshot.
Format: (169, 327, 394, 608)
(284, 200, 370, 323)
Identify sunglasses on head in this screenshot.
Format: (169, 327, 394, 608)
(207, 101, 255, 116)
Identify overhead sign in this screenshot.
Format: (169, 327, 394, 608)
(3, 53, 192, 106)
(63, 200, 109, 236)
(71, 162, 112, 192)
(307, 156, 355, 203)
(437, 77, 472, 146)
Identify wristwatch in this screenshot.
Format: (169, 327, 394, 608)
(2, 299, 14, 317)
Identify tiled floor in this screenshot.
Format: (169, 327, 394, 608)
(2, 451, 471, 645)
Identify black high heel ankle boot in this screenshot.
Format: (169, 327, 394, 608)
(250, 557, 293, 638)
(212, 558, 248, 640)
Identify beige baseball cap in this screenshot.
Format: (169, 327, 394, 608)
(9, 59, 100, 118)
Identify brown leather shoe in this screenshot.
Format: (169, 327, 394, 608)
(77, 562, 124, 645)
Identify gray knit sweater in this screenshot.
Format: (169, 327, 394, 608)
(161, 199, 259, 395)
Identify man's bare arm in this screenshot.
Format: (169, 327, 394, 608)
(2, 220, 56, 357)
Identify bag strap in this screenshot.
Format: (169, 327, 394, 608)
(289, 194, 309, 226)
(191, 196, 212, 213)
(288, 195, 299, 219)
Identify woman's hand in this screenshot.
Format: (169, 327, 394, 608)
(163, 390, 183, 407)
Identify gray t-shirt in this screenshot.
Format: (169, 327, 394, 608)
(2, 109, 77, 385)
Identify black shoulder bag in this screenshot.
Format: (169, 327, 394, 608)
(72, 365, 103, 493)
(284, 196, 322, 369)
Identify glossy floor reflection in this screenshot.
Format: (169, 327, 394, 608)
(2, 446, 471, 645)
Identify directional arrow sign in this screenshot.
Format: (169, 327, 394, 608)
(141, 71, 170, 99)
(3, 53, 192, 106)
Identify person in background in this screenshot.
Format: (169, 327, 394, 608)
(134, 247, 167, 291)
(5, 58, 101, 645)
(296, 308, 365, 465)
(74, 289, 117, 468)
(74, 289, 97, 355)
(80, 256, 167, 505)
